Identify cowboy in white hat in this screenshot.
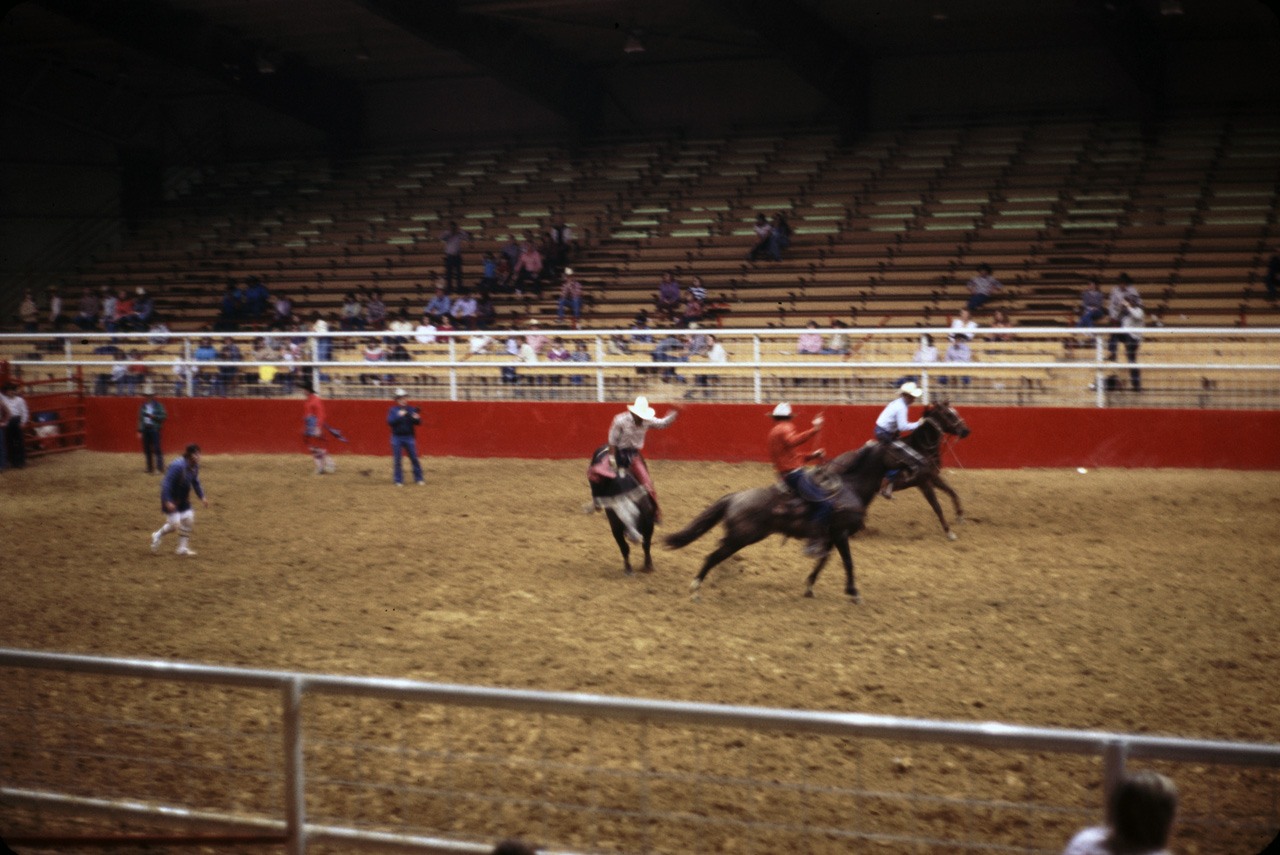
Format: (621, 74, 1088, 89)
(607, 396, 679, 521)
(873, 382, 924, 499)
(387, 388, 424, 486)
(767, 403, 830, 553)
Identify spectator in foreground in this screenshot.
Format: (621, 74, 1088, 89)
(1062, 771, 1177, 855)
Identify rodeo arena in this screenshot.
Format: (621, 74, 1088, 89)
(4, 3, 1280, 855)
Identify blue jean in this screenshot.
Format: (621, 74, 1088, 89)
(783, 468, 832, 525)
(141, 428, 163, 472)
(966, 292, 992, 311)
(391, 434, 423, 484)
(558, 296, 581, 321)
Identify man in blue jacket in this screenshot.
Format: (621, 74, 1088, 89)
(388, 388, 425, 486)
(152, 444, 208, 556)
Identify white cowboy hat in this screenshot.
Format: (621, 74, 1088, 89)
(628, 396, 657, 420)
(771, 402, 793, 418)
(900, 381, 923, 398)
(394, 387, 408, 398)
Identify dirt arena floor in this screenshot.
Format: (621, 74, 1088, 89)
(2, 451, 1278, 855)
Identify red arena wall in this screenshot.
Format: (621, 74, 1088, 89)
(85, 397, 1280, 469)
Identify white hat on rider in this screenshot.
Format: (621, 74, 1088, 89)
(394, 387, 408, 399)
(899, 381, 923, 398)
(770, 402, 793, 419)
(628, 396, 657, 420)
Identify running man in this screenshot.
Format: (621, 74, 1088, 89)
(151, 444, 208, 556)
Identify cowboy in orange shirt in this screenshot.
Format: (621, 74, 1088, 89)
(767, 403, 831, 552)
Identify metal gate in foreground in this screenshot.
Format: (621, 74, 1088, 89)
(2, 649, 1277, 855)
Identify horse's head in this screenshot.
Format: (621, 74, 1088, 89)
(924, 401, 970, 439)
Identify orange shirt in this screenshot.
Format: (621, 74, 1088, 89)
(768, 420, 820, 475)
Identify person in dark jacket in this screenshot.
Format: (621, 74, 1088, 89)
(387, 388, 424, 486)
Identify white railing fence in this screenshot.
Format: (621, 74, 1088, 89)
(1, 327, 1279, 408)
(2, 650, 1277, 855)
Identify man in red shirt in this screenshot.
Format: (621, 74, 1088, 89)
(303, 385, 335, 474)
(767, 403, 830, 552)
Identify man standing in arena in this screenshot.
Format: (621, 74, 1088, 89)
(387, 388, 425, 486)
(151, 444, 207, 556)
(137, 387, 167, 473)
(303, 385, 336, 474)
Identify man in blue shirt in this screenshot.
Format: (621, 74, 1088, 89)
(387, 388, 424, 486)
(151, 444, 208, 556)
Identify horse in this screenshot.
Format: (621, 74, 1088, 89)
(665, 441, 902, 602)
(587, 445, 656, 576)
(881, 401, 971, 540)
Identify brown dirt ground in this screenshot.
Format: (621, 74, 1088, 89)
(1, 452, 1278, 855)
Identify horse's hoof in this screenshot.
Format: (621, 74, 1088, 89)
(946, 531, 958, 541)
(955, 517, 965, 525)
(689, 579, 702, 592)
(624, 569, 635, 577)
(846, 588, 860, 602)
(640, 564, 655, 574)
(804, 589, 816, 599)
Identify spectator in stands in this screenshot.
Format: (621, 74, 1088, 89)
(557, 269, 583, 324)
(686, 322, 709, 357)
(100, 288, 119, 332)
(451, 289, 478, 329)
(943, 319, 973, 387)
(173, 359, 196, 396)
(218, 282, 242, 331)
(1078, 277, 1107, 327)
(478, 252, 498, 298)
(989, 308, 1013, 342)
(653, 329, 688, 383)
(74, 287, 100, 330)
(1107, 273, 1140, 325)
(965, 263, 1003, 312)
(494, 252, 513, 293)
(438, 221, 473, 293)
(426, 286, 452, 320)
(655, 271, 681, 320)
(271, 293, 294, 331)
(128, 288, 153, 331)
(1267, 246, 1280, 302)
(0, 393, 8, 470)
(897, 333, 938, 389)
(679, 286, 704, 328)
(362, 338, 388, 385)
(524, 319, 547, 354)
(475, 294, 497, 330)
(125, 350, 150, 393)
(546, 336, 570, 362)
(245, 276, 270, 321)
(387, 307, 415, 342)
(1062, 771, 1177, 855)
(822, 320, 851, 356)
(546, 215, 574, 278)
(687, 275, 707, 305)
(103, 350, 130, 396)
(48, 288, 65, 332)
(19, 290, 38, 332)
(512, 240, 545, 298)
(218, 337, 242, 396)
(797, 320, 823, 354)
(310, 312, 333, 365)
(689, 332, 727, 398)
(113, 288, 134, 333)
(365, 289, 388, 331)
(768, 212, 792, 260)
(193, 337, 218, 395)
(1107, 292, 1144, 392)
(630, 312, 654, 344)
(747, 213, 774, 262)
(341, 292, 365, 331)
(1, 384, 28, 469)
(413, 313, 438, 345)
(437, 314, 456, 335)
(568, 338, 591, 385)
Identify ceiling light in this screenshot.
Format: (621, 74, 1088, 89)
(623, 31, 644, 54)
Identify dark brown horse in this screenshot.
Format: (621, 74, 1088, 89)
(588, 445, 656, 576)
(880, 401, 971, 540)
(665, 442, 900, 602)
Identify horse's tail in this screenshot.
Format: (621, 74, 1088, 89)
(664, 494, 732, 549)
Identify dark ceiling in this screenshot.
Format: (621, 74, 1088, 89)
(4, 0, 1280, 150)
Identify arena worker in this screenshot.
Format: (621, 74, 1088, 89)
(387, 388, 424, 487)
(303, 384, 336, 475)
(151, 444, 207, 557)
(607, 396, 678, 523)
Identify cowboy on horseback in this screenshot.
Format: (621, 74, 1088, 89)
(874, 382, 927, 500)
(767, 403, 830, 553)
(608, 396, 678, 522)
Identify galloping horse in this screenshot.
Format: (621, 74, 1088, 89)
(665, 442, 902, 602)
(587, 445, 656, 576)
(881, 401, 971, 540)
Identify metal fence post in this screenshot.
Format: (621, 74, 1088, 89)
(1095, 335, 1106, 409)
(283, 678, 307, 855)
(1102, 739, 1128, 812)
